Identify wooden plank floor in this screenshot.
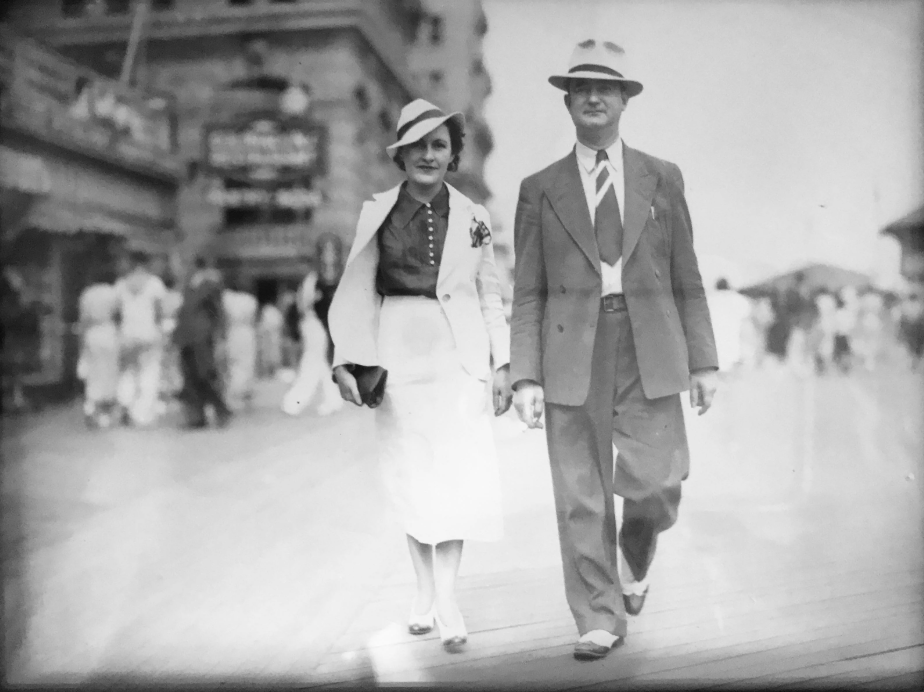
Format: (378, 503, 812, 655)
(2, 364, 922, 688)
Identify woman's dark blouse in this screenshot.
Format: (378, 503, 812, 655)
(376, 183, 450, 298)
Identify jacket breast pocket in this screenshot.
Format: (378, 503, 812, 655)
(645, 197, 672, 259)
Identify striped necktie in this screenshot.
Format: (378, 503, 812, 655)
(594, 149, 623, 265)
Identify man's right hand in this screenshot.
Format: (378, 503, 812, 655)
(332, 365, 363, 406)
(513, 381, 545, 429)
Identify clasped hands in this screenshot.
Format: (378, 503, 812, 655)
(333, 363, 514, 417)
(513, 368, 718, 429)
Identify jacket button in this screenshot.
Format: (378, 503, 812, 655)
(443, 294, 451, 301)
(655, 269, 661, 278)
(560, 286, 566, 294)
(557, 324, 564, 333)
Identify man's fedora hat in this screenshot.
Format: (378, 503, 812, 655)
(549, 39, 643, 97)
(386, 99, 465, 153)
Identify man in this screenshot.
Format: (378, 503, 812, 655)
(510, 39, 718, 660)
(114, 249, 167, 426)
(173, 256, 232, 428)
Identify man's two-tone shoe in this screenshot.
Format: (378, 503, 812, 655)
(573, 630, 624, 661)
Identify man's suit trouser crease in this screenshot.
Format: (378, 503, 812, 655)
(546, 305, 688, 636)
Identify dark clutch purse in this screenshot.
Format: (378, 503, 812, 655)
(343, 364, 388, 408)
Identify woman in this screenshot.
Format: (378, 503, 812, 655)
(77, 266, 120, 428)
(281, 263, 342, 416)
(222, 281, 259, 411)
(257, 300, 284, 378)
(158, 274, 184, 408)
(328, 99, 511, 652)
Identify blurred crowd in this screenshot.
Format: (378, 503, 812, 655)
(73, 249, 341, 430)
(706, 274, 924, 377)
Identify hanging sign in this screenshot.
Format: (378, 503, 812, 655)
(203, 117, 327, 183)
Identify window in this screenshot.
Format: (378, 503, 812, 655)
(227, 0, 254, 6)
(429, 15, 444, 45)
(105, 0, 131, 15)
(378, 108, 393, 133)
(151, 0, 175, 10)
(61, 0, 89, 18)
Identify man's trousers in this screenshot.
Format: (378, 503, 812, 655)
(545, 300, 690, 637)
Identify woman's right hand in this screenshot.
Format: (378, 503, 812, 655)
(332, 365, 363, 406)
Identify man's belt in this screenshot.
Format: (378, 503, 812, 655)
(601, 294, 627, 312)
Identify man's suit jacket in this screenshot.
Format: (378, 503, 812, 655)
(510, 144, 717, 405)
(329, 182, 510, 382)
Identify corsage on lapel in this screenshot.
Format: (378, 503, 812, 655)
(469, 208, 492, 248)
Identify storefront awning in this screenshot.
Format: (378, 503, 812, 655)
(21, 196, 174, 245)
(0, 146, 52, 194)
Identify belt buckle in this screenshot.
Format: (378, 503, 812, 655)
(602, 294, 623, 312)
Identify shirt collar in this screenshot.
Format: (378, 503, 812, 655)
(575, 137, 623, 174)
(390, 182, 450, 229)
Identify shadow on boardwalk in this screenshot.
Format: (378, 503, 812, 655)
(2, 367, 923, 688)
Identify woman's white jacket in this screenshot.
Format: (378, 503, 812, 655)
(329, 182, 510, 382)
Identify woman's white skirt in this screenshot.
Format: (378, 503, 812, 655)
(376, 295, 503, 544)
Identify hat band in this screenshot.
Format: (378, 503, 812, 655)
(567, 64, 624, 78)
(396, 108, 445, 140)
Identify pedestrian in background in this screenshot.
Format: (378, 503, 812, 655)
(114, 249, 167, 426)
(257, 300, 284, 378)
(156, 274, 184, 412)
(509, 39, 717, 660)
(854, 289, 885, 372)
(899, 286, 924, 367)
(833, 287, 858, 373)
(315, 233, 344, 365)
(174, 256, 232, 428)
(77, 265, 120, 428)
(281, 262, 341, 417)
(222, 279, 259, 411)
(280, 289, 301, 373)
(813, 290, 838, 375)
(742, 296, 774, 370)
(783, 273, 815, 377)
(329, 99, 512, 653)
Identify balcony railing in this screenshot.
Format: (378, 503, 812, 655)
(0, 23, 180, 178)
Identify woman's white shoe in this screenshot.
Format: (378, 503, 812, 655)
(434, 609, 467, 652)
(408, 606, 435, 635)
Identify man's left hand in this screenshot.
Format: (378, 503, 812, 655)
(689, 368, 718, 416)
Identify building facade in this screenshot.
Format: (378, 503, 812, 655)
(406, 0, 513, 301)
(6, 0, 431, 306)
(407, 0, 492, 204)
(1, 23, 180, 397)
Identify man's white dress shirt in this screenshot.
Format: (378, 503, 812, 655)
(575, 138, 625, 296)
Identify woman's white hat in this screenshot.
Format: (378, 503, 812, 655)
(386, 99, 465, 154)
(548, 39, 643, 97)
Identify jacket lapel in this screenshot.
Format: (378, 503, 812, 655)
(621, 145, 657, 264)
(344, 184, 402, 267)
(438, 184, 470, 291)
(546, 150, 600, 275)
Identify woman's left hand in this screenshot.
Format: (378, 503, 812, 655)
(492, 364, 512, 417)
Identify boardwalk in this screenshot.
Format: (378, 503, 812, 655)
(2, 365, 923, 688)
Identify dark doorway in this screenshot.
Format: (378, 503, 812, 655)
(255, 278, 280, 307)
